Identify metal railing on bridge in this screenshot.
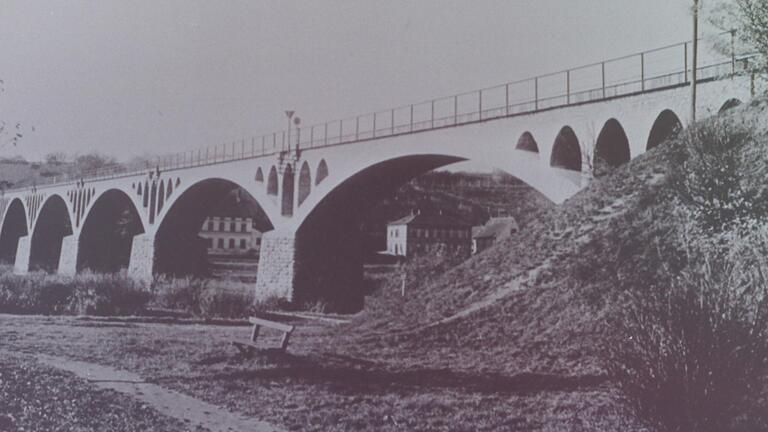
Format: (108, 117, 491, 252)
(18, 31, 759, 191)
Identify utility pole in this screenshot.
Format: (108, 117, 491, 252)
(691, 0, 699, 125)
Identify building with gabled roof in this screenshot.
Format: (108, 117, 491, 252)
(471, 216, 519, 254)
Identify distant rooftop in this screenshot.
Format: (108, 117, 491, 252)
(389, 210, 470, 228)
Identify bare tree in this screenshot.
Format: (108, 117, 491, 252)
(711, 0, 768, 72)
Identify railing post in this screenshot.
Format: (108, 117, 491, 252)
(262, 136, 266, 154)
(310, 125, 314, 146)
(478, 90, 483, 120)
(372, 113, 376, 138)
(731, 29, 736, 75)
(640, 53, 645, 91)
(601, 62, 606, 98)
(241, 140, 245, 158)
(355, 117, 359, 141)
(409, 104, 414, 132)
(566, 70, 570, 104)
(454, 95, 458, 125)
(324, 122, 328, 146)
(339, 119, 343, 143)
(431, 100, 435, 128)
(684, 42, 689, 83)
(505, 84, 509, 116)
(273, 132, 277, 151)
(534, 77, 538, 110)
(390, 109, 395, 135)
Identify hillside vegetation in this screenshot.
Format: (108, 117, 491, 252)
(318, 96, 768, 430)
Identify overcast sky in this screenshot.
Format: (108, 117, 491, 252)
(0, 1, 724, 162)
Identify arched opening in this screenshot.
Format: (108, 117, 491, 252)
(316, 159, 329, 185)
(550, 126, 582, 171)
(29, 195, 72, 273)
(594, 118, 631, 173)
(154, 179, 273, 278)
(298, 162, 312, 206)
(719, 98, 742, 113)
(516, 132, 539, 153)
(0, 199, 28, 265)
(282, 164, 295, 217)
(157, 180, 166, 213)
(295, 155, 466, 312)
(267, 166, 278, 196)
(77, 190, 144, 273)
(647, 109, 682, 150)
(255, 167, 264, 182)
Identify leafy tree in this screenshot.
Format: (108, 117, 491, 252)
(73, 152, 117, 175)
(712, 0, 768, 71)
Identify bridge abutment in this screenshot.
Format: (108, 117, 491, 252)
(13, 236, 31, 275)
(57, 234, 79, 276)
(128, 233, 155, 281)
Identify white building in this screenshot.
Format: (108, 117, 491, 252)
(199, 216, 263, 256)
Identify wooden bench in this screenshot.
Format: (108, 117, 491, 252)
(232, 317, 295, 356)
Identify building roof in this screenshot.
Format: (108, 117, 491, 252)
(472, 216, 518, 239)
(388, 211, 470, 228)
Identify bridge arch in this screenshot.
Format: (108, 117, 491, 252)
(594, 118, 630, 171)
(29, 195, 72, 273)
(550, 126, 581, 171)
(647, 109, 682, 150)
(298, 161, 312, 206)
(153, 178, 273, 277)
(0, 198, 28, 265)
(316, 159, 329, 185)
(719, 98, 742, 113)
(516, 131, 539, 153)
(267, 166, 278, 195)
(77, 189, 145, 273)
(291, 154, 465, 311)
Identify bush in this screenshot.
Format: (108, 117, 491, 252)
(67, 273, 150, 316)
(669, 118, 768, 234)
(607, 231, 768, 432)
(152, 277, 266, 318)
(0, 272, 149, 316)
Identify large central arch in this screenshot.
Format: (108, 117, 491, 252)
(0, 199, 28, 265)
(294, 154, 465, 311)
(78, 189, 145, 273)
(154, 178, 273, 277)
(29, 195, 72, 273)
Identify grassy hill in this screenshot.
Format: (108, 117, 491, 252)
(313, 96, 768, 430)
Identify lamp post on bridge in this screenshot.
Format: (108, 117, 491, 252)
(691, 0, 699, 125)
(285, 110, 294, 152)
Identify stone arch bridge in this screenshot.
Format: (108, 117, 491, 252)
(0, 37, 760, 309)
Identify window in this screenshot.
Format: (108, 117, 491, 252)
(217, 238, 224, 249)
(217, 221, 222, 231)
(240, 239, 247, 249)
(229, 239, 235, 249)
(229, 222, 235, 232)
(206, 221, 213, 231)
(241, 223, 247, 232)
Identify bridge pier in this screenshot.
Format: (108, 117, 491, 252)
(13, 236, 31, 275)
(57, 234, 79, 276)
(254, 230, 297, 302)
(128, 233, 155, 281)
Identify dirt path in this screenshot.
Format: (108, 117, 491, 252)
(36, 353, 285, 432)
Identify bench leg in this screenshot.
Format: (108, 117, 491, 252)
(233, 342, 255, 358)
(250, 325, 261, 343)
(280, 330, 293, 351)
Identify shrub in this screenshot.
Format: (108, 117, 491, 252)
(152, 277, 267, 318)
(669, 118, 768, 234)
(151, 276, 207, 315)
(67, 273, 149, 316)
(0, 272, 149, 316)
(607, 231, 768, 432)
(199, 284, 254, 318)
